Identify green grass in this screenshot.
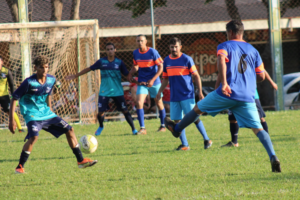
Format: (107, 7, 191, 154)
(0, 111, 300, 199)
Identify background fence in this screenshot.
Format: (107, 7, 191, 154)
(0, 0, 300, 122)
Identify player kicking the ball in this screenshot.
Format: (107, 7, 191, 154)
(9, 56, 97, 174)
(127, 35, 166, 135)
(156, 37, 212, 150)
(66, 43, 137, 136)
(164, 20, 281, 172)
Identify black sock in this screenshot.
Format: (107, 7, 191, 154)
(17, 151, 30, 168)
(72, 145, 84, 162)
(261, 121, 269, 134)
(230, 123, 239, 144)
(97, 114, 105, 128)
(124, 112, 135, 131)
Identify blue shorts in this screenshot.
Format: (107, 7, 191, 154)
(25, 117, 72, 141)
(170, 98, 195, 120)
(197, 91, 262, 129)
(98, 95, 127, 112)
(136, 84, 163, 98)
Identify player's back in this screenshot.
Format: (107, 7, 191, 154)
(216, 40, 264, 102)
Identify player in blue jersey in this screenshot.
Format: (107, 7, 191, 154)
(66, 43, 137, 136)
(156, 37, 212, 150)
(9, 56, 97, 174)
(127, 35, 166, 135)
(164, 20, 281, 172)
(219, 71, 278, 147)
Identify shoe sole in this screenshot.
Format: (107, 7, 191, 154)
(164, 118, 180, 138)
(15, 171, 25, 174)
(176, 148, 190, 151)
(79, 160, 98, 169)
(271, 160, 281, 173)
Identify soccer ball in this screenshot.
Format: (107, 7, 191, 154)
(79, 135, 98, 154)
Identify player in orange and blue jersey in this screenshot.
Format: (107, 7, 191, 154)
(156, 37, 212, 150)
(164, 20, 281, 173)
(128, 35, 166, 135)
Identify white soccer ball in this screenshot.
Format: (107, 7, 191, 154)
(79, 135, 98, 154)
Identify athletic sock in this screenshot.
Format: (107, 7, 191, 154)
(256, 130, 276, 160)
(159, 108, 166, 127)
(194, 119, 209, 140)
(179, 129, 188, 146)
(136, 109, 145, 128)
(14, 112, 22, 131)
(97, 114, 105, 128)
(230, 123, 239, 144)
(124, 112, 135, 131)
(72, 144, 84, 162)
(17, 150, 30, 168)
(261, 121, 269, 134)
(175, 109, 199, 132)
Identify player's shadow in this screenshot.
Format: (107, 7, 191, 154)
(0, 137, 57, 143)
(0, 156, 74, 163)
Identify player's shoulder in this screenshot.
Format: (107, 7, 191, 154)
(47, 74, 56, 83)
(181, 53, 192, 60)
(163, 54, 171, 62)
(133, 48, 139, 54)
(114, 57, 123, 63)
(148, 47, 159, 54)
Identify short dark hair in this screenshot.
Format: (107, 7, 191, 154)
(105, 42, 115, 49)
(33, 55, 49, 67)
(169, 37, 181, 45)
(136, 34, 147, 40)
(226, 20, 244, 35)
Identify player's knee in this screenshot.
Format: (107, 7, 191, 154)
(193, 105, 202, 114)
(194, 119, 200, 124)
(229, 120, 238, 123)
(174, 120, 181, 124)
(260, 118, 265, 122)
(66, 128, 75, 137)
(28, 136, 38, 143)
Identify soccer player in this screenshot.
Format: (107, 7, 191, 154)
(127, 35, 166, 135)
(219, 71, 278, 147)
(164, 20, 281, 172)
(9, 55, 97, 174)
(156, 37, 212, 150)
(66, 43, 137, 135)
(0, 55, 23, 132)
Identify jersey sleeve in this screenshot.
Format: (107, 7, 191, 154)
(12, 79, 29, 100)
(90, 59, 102, 71)
(120, 60, 129, 76)
(217, 43, 229, 62)
(255, 51, 265, 74)
(187, 57, 197, 74)
(162, 59, 168, 78)
(153, 49, 163, 65)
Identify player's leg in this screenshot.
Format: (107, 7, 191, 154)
(150, 84, 166, 132)
(112, 96, 137, 135)
(1, 95, 23, 132)
(221, 110, 239, 147)
(95, 96, 110, 136)
(255, 99, 269, 133)
(231, 102, 280, 172)
(136, 85, 148, 134)
(170, 101, 189, 150)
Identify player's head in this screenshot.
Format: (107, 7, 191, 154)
(169, 37, 182, 57)
(33, 55, 49, 77)
(226, 20, 244, 40)
(105, 42, 116, 57)
(136, 34, 147, 49)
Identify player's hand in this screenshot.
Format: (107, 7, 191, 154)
(272, 83, 278, 91)
(8, 120, 16, 134)
(222, 83, 232, 97)
(147, 79, 154, 87)
(139, 82, 147, 86)
(198, 93, 205, 101)
(155, 92, 162, 101)
(65, 75, 76, 81)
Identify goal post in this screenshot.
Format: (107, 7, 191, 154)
(0, 19, 100, 127)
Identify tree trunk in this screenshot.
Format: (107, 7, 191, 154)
(51, 0, 63, 21)
(225, 0, 240, 20)
(6, 0, 18, 22)
(70, 0, 80, 20)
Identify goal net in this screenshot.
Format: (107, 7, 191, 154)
(0, 20, 100, 128)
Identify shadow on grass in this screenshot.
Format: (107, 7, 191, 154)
(0, 156, 73, 163)
(0, 137, 57, 143)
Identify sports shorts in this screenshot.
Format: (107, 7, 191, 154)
(170, 98, 195, 120)
(0, 95, 10, 112)
(98, 95, 127, 112)
(136, 84, 163, 98)
(228, 99, 266, 120)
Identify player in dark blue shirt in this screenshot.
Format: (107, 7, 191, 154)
(9, 55, 97, 174)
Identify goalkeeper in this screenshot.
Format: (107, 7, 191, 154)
(0, 56, 23, 132)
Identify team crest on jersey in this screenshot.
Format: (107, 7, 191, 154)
(114, 64, 119, 69)
(32, 125, 38, 132)
(1, 73, 6, 78)
(46, 87, 51, 93)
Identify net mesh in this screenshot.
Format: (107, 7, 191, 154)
(0, 24, 99, 127)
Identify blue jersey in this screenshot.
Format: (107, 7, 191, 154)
(216, 40, 265, 102)
(90, 57, 129, 97)
(163, 53, 197, 102)
(133, 47, 163, 86)
(12, 74, 57, 124)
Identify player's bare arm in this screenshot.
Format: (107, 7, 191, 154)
(215, 74, 221, 89)
(192, 71, 204, 100)
(218, 54, 231, 97)
(265, 71, 278, 90)
(148, 62, 163, 87)
(156, 77, 169, 101)
(8, 98, 17, 134)
(65, 67, 91, 81)
(128, 65, 139, 82)
(256, 71, 265, 82)
(47, 95, 53, 112)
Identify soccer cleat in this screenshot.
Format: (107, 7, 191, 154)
(15, 164, 25, 174)
(19, 129, 25, 133)
(204, 140, 213, 149)
(164, 117, 181, 138)
(132, 129, 138, 135)
(137, 128, 147, 135)
(270, 155, 281, 173)
(221, 141, 239, 148)
(157, 126, 166, 132)
(95, 127, 103, 136)
(176, 144, 190, 151)
(78, 158, 98, 169)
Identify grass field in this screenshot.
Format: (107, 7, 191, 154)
(0, 111, 299, 199)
